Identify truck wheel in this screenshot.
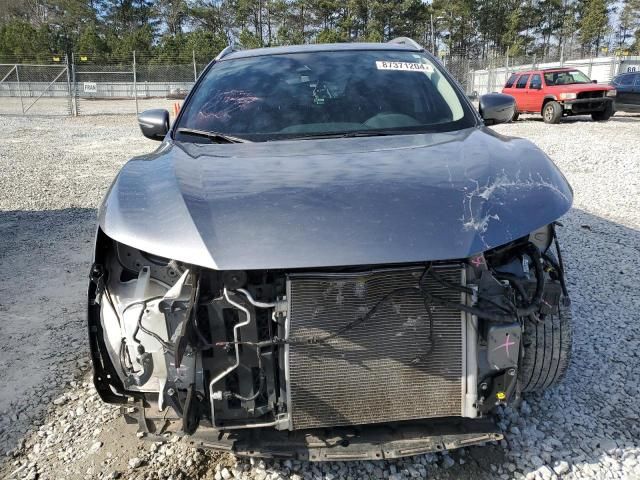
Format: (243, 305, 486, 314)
(592, 102, 614, 121)
(511, 112, 520, 122)
(518, 298, 572, 393)
(542, 101, 563, 124)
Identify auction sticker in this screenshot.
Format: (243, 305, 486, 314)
(376, 61, 433, 72)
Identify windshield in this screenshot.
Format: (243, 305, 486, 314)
(176, 50, 474, 142)
(544, 70, 591, 86)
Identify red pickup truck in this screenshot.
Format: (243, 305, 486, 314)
(502, 67, 616, 124)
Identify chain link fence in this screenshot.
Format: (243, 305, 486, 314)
(1, 49, 639, 116)
(0, 56, 73, 115)
(446, 48, 640, 97)
(70, 53, 210, 115)
(0, 52, 208, 116)
(72, 55, 136, 115)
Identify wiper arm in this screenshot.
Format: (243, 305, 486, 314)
(294, 130, 403, 140)
(344, 130, 400, 138)
(175, 128, 251, 143)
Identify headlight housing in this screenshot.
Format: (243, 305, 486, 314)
(606, 89, 617, 97)
(559, 92, 577, 100)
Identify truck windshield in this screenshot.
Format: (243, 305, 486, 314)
(544, 70, 591, 86)
(176, 50, 475, 142)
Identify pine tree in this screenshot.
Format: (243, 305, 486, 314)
(617, 0, 640, 51)
(578, 0, 610, 55)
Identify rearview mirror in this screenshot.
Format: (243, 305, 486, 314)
(478, 93, 516, 126)
(138, 109, 170, 141)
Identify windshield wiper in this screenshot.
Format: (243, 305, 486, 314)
(293, 130, 410, 140)
(175, 128, 251, 143)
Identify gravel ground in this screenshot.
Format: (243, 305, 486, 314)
(0, 97, 181, 116)
(0, 112, 639, 480)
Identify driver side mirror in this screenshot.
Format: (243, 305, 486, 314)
(138, 109, 170, 141)
(530, 83, 542, 90)
(478, 93, 516, 126)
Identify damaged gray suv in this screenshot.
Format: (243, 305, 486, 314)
(88, 39, 573, 460)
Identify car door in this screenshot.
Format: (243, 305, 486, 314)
(632, 74, 640, 106)
(513, 74, 530, 112)
(614, 74, 635, 106)
(526, 73, 545, 112)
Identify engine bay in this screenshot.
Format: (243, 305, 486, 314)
(88, 223, 569, 454)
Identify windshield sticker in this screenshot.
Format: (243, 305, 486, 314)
(376, 61, 433, 72)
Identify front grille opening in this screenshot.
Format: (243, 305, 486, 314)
(577, 90, 605, 99)
(286, 265, 465, 430)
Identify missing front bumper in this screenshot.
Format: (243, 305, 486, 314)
(125, 403, 501, 460)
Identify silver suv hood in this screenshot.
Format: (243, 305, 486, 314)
(98, 127, 572, 270)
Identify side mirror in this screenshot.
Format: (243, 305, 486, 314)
(531, 83, 542, 90)
(138, 109, 170, 141)
(592, 79, 598, 84)
(479, 93, 516, 126)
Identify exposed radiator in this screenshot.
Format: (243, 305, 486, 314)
(286, 265, 465, 430)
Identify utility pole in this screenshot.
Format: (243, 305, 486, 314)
(133, 50, 138, 115)
(430, 13, 435, 53)
(192, 50, 197, 81)
(258, 0, 263, 46)
(430, 13, 445, 56)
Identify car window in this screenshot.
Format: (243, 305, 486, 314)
(515, 74, 530, 88)
(544, 70, 591, 86)
(634, 75, 640, 86)
(505, 74, 518, 88)
(176, 50, 476, 142)
(615, 75, 634, 86)
(530, 74, 542, 89)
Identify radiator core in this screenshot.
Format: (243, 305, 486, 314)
(286, 265, 465, 430)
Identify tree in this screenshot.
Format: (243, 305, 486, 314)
(502, 6, 527, 57)
(99, 0, 157, 57)
(632, 28, 640, 52)
(617, 0, 640, 50)
(0, 0, 633, 61)
(578, 0, 610, 55)
(46, 0, 101, 54)
(75, 23, 108, 57)
(0, 20, 52, 60)
(155, 0, 188, 35)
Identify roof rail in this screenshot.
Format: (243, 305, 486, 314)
(388, 37, 423, 50)
(215, 45, 236, 61)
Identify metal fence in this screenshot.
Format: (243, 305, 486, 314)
(1, 50, 639, 116)
(446, 50, 640, 97)
(0, 58, 73, 115)
(0, 52, 207, 116)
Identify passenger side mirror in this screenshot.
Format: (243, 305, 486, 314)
(478, 93, 516, 126)
(592, 79, 598, 84)
(138, 109, 170, 141)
